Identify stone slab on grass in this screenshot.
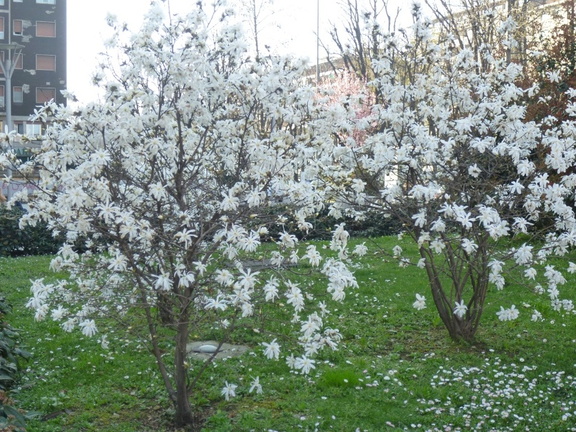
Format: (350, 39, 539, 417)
(187, 340, 250, 360)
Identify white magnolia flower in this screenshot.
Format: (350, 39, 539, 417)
(79, 319, 98, 337)
(286, 354, 297, 369)
(456, 211, 475, 230)
(51, 305, 68, 321)
(100, 335, 110, 350)
(304, 245, 322, 267)
(263, 278, 279, 302)
(468, 164, 481, 178)
(496, 305, 519, 321)
(279, 232, 298, 248)
(204, 295, 227, 311)
(546, 70, 561, 83)
(221, 382, 237, 401)
(220, 192, 239, 211)
(430, 218, 446, 232)
(413, 294, 427, 310)
(294, 355, 316, 374)
(249, 376, 263, 394)
(352, 243, 368, 257)
(453, 300, 468, 319)
(149, 182, 167, 200)
(154, 273, 172, 291)
(301, 314, 322, 339)
(286, 283, 305, 312)
(262, 339, 280, 360)
(514, 244, 533, 265)
(174, 229, 196, 249)
(412, 210, 427, 228)
(524, 268, 537, 280)
(238, 231, 260, 252)
(461, 239, 477, 254)
(430, 239, 445, 253)
(246, 190, 265, 208)
(215, 269, 234, 286)
(62, 317, 77, 332)
(531, 310, 543, 322)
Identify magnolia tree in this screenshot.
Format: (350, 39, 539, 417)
(314, 5, 576, 342)
(4, 3, 358, 427)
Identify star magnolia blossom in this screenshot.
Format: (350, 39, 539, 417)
(453, 301, 468, 319)
(413, 294, 427, 311)
(262, 339, 281, 360)
(221, 382, 237, 401)
(293, 355, 316, 374)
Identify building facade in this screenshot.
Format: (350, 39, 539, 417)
(0, 0, 66, 136)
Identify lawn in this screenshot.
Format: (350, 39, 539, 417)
(1, 236, 575, 431)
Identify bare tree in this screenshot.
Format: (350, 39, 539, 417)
(325, 0, 400, 82)
(425, 0, 546, 69)
(240, 0, 276, 59)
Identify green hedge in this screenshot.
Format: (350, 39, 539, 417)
(0, 206, 61, 257)
(263, 207, 403, 241)
(310, 210, 403, 240)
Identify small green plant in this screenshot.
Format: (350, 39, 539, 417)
(0, 295, 31, 431)
(317, 367, 362, 389)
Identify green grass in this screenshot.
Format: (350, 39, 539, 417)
(1, 237, 575, 431)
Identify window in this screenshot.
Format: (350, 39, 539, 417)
(13, 0, 23, 3)
(36, 87, 55, 104)
(36, 0, 56, 4)
(0, 86, 4, 107)
(25, 123, 42, 136)
(0, 18, 4, 40)
(13, 86, 23, 103)
(36, 21, 55, 37)
(18, 123, 42, 136)
(13, 19, 22, 36)
(36, 54, 55, 71)
(0, 1, 4, 6)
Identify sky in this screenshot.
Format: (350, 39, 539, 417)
(67, 0, 411, 103)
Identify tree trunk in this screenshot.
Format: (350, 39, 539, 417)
(422, 256, 479, 343)
(174, 319, 195, 428)
(418, 242, 492, 344)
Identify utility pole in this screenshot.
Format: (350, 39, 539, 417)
(316, 0, 320, 85)
(0, 43, 24, 132)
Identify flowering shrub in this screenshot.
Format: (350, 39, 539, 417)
(316, 5, 576, 342)
(3, 2, 358, 427)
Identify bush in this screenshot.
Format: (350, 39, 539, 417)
(260, 206, 403, 242)
(0, 206, 61, 257)
(304, 210, 403, 240)
(0, 296, 31, 431)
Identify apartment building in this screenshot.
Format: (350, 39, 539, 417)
(0, 0, 66, 135)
